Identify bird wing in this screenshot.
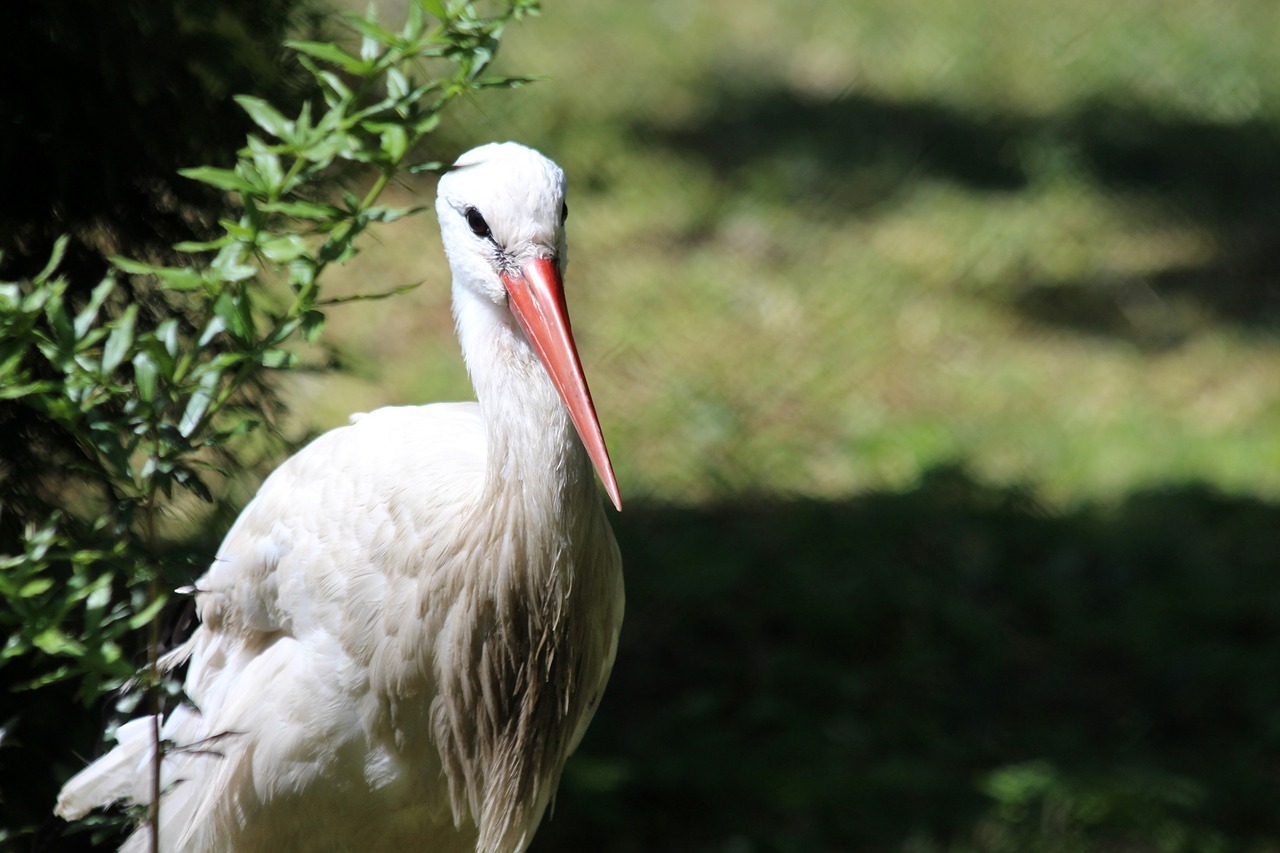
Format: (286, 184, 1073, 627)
(61, 403, 492, 851)
(198, 403, 486, 646)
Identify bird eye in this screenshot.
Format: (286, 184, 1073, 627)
(560, 201, 568, 224)
(464, 207, 492, 239)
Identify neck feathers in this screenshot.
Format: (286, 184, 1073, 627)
(454, 283, 597, 518)
(438, 286, 603, 850)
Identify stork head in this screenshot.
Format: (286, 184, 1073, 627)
(436, 142, 621, 511)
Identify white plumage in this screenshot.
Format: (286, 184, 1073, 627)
(56, 143, 624, 853)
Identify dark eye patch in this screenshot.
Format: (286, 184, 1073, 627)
(464, 206, 492, 240)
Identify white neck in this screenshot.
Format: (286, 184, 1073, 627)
(442, 284, 604, 847)
(452, 284, 597, 522)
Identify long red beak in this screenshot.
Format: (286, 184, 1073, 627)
(501, 257, 622, 511)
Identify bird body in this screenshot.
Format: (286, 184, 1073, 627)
(56, 143, 624, 853)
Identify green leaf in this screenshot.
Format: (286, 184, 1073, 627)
(108, 257, 204, 291)
(18, 578, 54, 597)
(232, 160, 267, 195)
(173, 236, 232, 254)
(234, 95, 292, 140)
(132, 351, 158, 401)
(219, 218, 258, 241)
(401, 0, 428, 38)
(300, 59, 352, 106)
(154, 267, 205, 291)
(300, 309, 326, 342)
(345, 15, 397, 51)
(174, 467, 213, 503)
(260, 349, 297, 369)
(35, 235, 70, 284)
(317, 281, 421, 306)
(0, 380, 60, 400)
(288, 257, 318, 295)
(363, 205, 424, 223)
(18, 283, 55, 315)
(1, 634, 28, 660)
(296, 132, 344, 167)
(85, 574, 113, 611)
(262, 316, 301, 348)
(419, 0, 447, 19)
(260, 199, 341, 220)
(86, 414, 134, 478)
(74, 277, 115, 338)
(473, 74, 541, 91)
(214, 291, 254, 344)
(127, 593, 168, 630)
(15, 665, 75, 691)
(210, 244, 258, 283)
(286, 40, 370, 74)
(319, 234, 359, 264)
(260, 234, 309, 264)
(32, 627, 85, 657)
(109, 256, 158, 276)
(156, 318, 180, 358)
(386, 67, 410, 101)
(179, 369, 221, 437)
(379, 125, 408, 161)
(178, 166, 255, 193)
(412, 112, 442, 136)
(43, 285, 74, 353)
(197, 315, 227, 347)
(0, 339, 26, 380)
(101, 304, 137, 375)
(246, 135, 285, 193)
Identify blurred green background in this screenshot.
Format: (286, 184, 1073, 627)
(309, 5, 1280, 846)
(319, 0, 1280, 507)
(16, 0, 1280, 849)
(423, 2, 1280, 850)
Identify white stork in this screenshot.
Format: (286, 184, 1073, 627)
(56, 142, 625, 853)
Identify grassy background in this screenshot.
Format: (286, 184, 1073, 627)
(299, 1, 1280, 850)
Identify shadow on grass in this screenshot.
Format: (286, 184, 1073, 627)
(641, 85, 1280, 218)
(534, 467, 1280, 852)
(1011, 248, 1280, 351)
(1010, 96, 1280, 343)
(19, 469, 1280, 852)
(639, 85, 1280, 340)
(638, 87, 1028, 214)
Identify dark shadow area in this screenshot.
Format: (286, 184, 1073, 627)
(637, 87, 1030, 214)
(1008, 98, 1280, 343)
(529, 467, 1280, 851)
(1011, 249, 1280, 350)
(639, 85, 1280, 341)
(1068, 100, 1280, 219)
(0, 1, 314, 284)
(0, 0, 314, 657)
(639, 84, 1280, 221)
(1003, 240, 1274, 348)
(19, 468, 1280, 851)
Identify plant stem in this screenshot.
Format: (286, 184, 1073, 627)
(142, 450, 162, 853)
(147, 575, 162, 853)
